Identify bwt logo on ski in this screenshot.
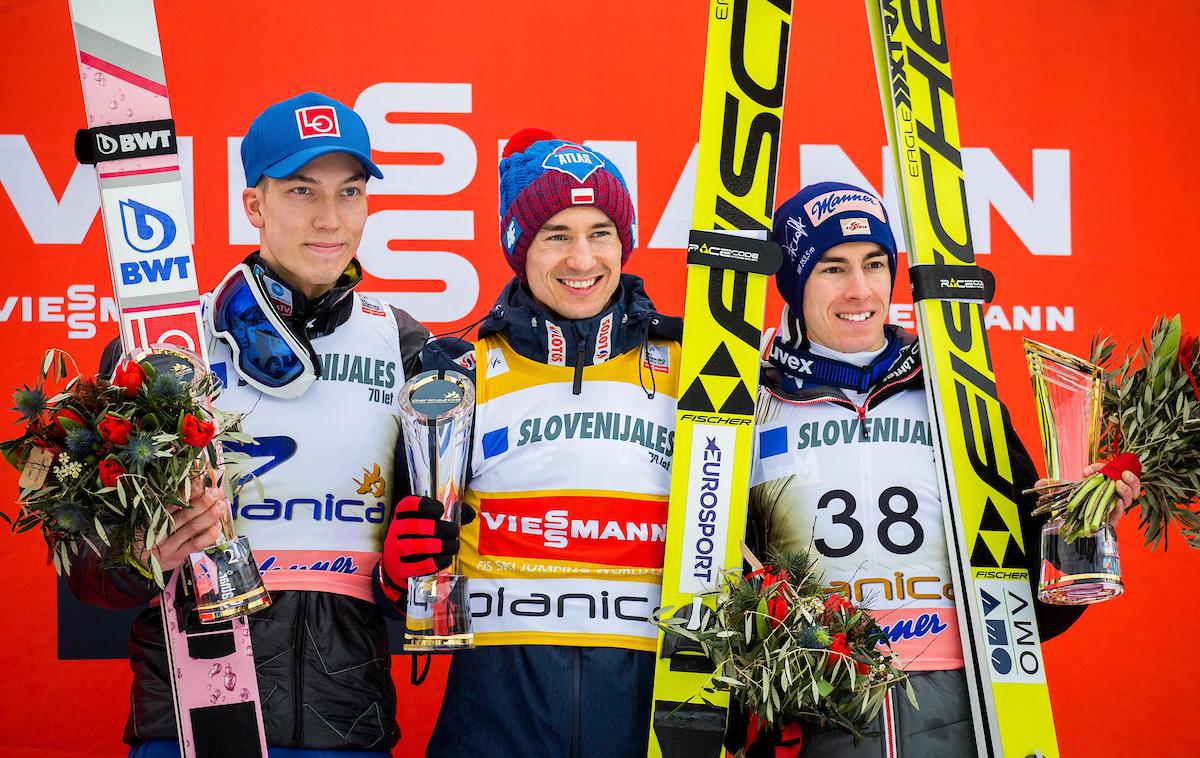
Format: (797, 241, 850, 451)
(296, 105, 340, 139)
(95, 128, 172, 157)
(117, 199, 192, 286)
(804, 190, 886, 227)
(119, 199, 176, 253)
(542, 144, 605, 182)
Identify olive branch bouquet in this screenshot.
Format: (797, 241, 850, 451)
(655, 547, 912, 752)
(2, 349, 251, 586)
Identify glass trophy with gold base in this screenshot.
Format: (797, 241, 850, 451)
(1024, 338, 1123, 604)
(398, 370, 475, 651)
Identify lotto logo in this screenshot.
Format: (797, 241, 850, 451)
(296, 106, 340, 139)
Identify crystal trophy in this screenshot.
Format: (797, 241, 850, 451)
(1024, 338, 1123, 605)
(397, 370, 475, 651)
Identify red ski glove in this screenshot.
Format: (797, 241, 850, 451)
(378, 495, 475, 602)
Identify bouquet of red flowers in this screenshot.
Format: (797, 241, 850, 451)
(2, 349, 249, 586)
(656, 548, 912, 755)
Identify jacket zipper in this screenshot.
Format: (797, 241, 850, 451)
(292, 592, 307, 744)
(572, 336, 586, 395)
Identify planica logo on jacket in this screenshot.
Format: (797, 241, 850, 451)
(461, 334, 681, 651)
(210, 293, 406, 603)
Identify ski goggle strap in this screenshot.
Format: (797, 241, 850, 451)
(210, 263, 318, 399)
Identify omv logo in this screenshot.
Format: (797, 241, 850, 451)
(119, 198, 176, 253)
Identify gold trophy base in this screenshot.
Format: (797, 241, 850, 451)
(403, 633, 475, 653)
(187, 535, 273, 624)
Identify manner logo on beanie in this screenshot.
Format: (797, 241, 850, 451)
(497, 128, 635, 281)
(770, 181, 898, 323)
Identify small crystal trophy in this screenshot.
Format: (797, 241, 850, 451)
(397, 370, 475, 651)
(1024, 338, 1123, 605)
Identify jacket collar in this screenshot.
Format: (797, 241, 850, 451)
(763, 323, 923, 405)
(246, 251, 360, 338)
(479, 273, 681, 367)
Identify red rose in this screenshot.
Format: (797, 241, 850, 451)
(825, 632, 852, 671)
(97, 414, 134, 445)
(180, 413, 216, 448)
(825, 632, 869, 675)
(824, 593, 855, 614)
(52, 408, 85, 437)
(98, 458, 126, 487)
(112, 361, 146, 398)
(766, 592, 790, 628)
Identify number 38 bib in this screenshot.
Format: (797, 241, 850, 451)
(750, 385, 963, 671)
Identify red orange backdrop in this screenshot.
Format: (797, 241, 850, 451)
(2, 1, 1198, 756)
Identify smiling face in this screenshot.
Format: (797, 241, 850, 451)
(801, 241, 892, 353)
(241, 151, 368, 299)
(524, 205, 623, 320)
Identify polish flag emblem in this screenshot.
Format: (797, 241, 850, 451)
(571, 188, 595, 205)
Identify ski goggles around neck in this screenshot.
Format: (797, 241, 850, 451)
(209, 263, 319, 399)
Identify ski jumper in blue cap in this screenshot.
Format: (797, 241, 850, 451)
(70, 91, 428, 758)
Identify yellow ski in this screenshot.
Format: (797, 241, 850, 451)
(866, 1, 1059, 755)
(648, 1, 791, 756)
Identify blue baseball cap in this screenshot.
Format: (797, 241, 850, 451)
(240, 91, 383, 187)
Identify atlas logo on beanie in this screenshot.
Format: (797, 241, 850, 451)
(498, 128, 636, 281)
(770, 181, 898, 321)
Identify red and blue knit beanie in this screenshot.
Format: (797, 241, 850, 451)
(498, 128, 636, 281)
